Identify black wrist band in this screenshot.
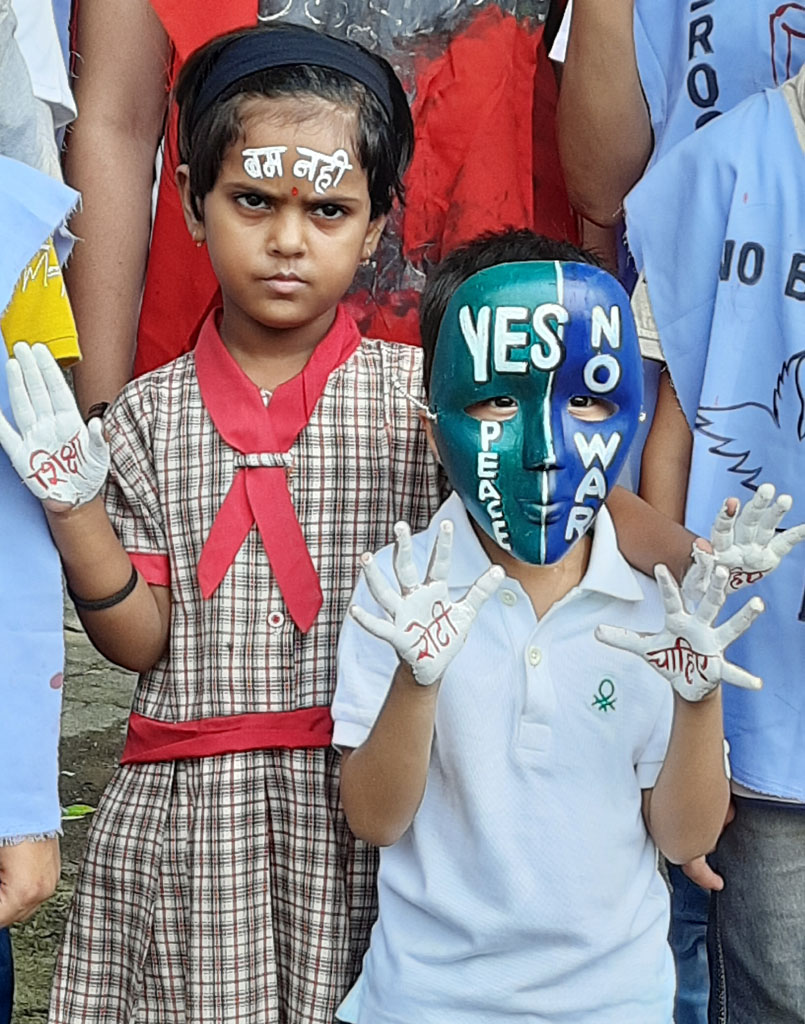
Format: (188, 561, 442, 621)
(66, 564, 138, 611)
(85, 401, 110, 422)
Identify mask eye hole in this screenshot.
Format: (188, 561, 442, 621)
(464, 396, 519, 422)
(567, 396, 618, 422)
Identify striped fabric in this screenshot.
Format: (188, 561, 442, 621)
(49, 336, 441, 1023)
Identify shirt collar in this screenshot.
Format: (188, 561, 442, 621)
(438, 493, 644, 602)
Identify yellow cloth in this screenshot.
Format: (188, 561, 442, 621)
(1, 237, 80, 365)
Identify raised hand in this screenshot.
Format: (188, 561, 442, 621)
(350, 520, 504, 686)
(683, 485, 805, 605)
(710, 484, 805, 591)
(0, 343, 109, 510)
(596, 564, 764, 701)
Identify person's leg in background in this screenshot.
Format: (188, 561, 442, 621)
(668, 863, 710, 1024)
(708, 797, 805, 1024)
(0, 928, 13, 1024)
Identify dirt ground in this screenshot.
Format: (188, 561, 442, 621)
(9, 605, 135, 1022)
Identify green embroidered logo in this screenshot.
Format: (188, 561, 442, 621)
(592, 678, 617, 712)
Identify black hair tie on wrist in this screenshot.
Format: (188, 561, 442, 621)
(67, 564, 139, 612)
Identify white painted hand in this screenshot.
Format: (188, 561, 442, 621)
(0, 343, 109, 510)
(596, 564, 764, 701)
(350, 520, 505, 686)
(682, 484, 805, 606)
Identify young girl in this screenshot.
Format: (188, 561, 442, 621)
(0, 24, 440, 1023)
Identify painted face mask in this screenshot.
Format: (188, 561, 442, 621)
(429, 260, 643, 565)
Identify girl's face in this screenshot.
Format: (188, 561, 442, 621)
(178, 96, 385, 351)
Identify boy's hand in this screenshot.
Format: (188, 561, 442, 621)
(682, 484, 805, 605)
(0, 343, 109, 511)
(596, 564, 764, 701)
(350, 520, 504, 686)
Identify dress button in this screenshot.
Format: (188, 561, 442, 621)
(268, 610, 285, 629)
(499, 589, 517, 607)
(528, 646, 542, 667)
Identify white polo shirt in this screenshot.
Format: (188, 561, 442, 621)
(333, 493, 675, 1024)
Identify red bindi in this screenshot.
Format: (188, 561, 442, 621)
(291, 186, 299, 196)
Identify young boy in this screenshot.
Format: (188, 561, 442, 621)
(332, 231, 763, 1022)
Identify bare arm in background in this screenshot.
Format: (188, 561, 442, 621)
(66, 0, 170, 415)
(639, 370, 693, 521)
(557, 0, 653, 225)
(606, 484, 697, 584)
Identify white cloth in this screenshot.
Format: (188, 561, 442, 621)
(549, 0, 572, 62)
(333, 493, 675, 1024)
(11, 0, 75, 129)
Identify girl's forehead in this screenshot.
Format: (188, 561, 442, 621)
(238, 94, 357, 144)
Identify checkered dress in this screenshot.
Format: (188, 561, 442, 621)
(50, 338, 441, 1023)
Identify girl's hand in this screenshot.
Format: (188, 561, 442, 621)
(682, 484, 805, 606)
(596, 564, 764, 701)
(350, 520, 504, 686)
(0, 343, 109, 512)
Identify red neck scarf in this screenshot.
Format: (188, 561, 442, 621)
(194, 307, 361, 632)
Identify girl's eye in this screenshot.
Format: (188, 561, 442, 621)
(567, 396, 618, 422)
(464, 396, 519, 421)
(235, 193, 269, 210)
(313, 203, 346, 220)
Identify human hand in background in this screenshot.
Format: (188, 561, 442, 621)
(0, 837, 60, 928)
(596, 564, 764, 701)
(682, 484, 805, 606)
(0, 343, 109, 511)
(350, 520, 504, 686)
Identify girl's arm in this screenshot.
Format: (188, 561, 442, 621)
(0, 345, 170, 673)
(557, 0, 653, 225)
(340, 662, 439, 847)
(642, 690, 730, 864)
(66, 0, 170, 415)
(46, 498, 170, 672)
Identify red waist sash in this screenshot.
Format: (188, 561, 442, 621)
(120, 707, 333, 764)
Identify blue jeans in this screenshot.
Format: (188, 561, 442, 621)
(668, 864, 710, 1024)
(0, 928, 12, 1024)
(708, 796, 805, 1024)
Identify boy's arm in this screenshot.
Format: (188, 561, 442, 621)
(340, 662, 440, 847)
(642, 689, 730, 864)
(337, 521, 502, 846)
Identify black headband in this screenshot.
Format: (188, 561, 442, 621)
(188, 27, 396, 135)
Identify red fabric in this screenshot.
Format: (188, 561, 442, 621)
(403, 5, 577, 263)
(121, 707, 334, 763)
(129, 551, 171, 586)
(194, 306, 361, 631)
(149, 0, 256, 63)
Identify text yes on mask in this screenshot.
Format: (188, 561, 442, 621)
(462, 302, 623, 547)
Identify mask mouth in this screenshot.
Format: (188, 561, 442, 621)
(516, 499, 566, 526)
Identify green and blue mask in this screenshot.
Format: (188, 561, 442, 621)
(429, 260, 643, 565)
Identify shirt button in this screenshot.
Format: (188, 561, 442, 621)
(499, 589, 517, 607)
(268, 610, 285, 629)
(528, 646, 542, 667)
